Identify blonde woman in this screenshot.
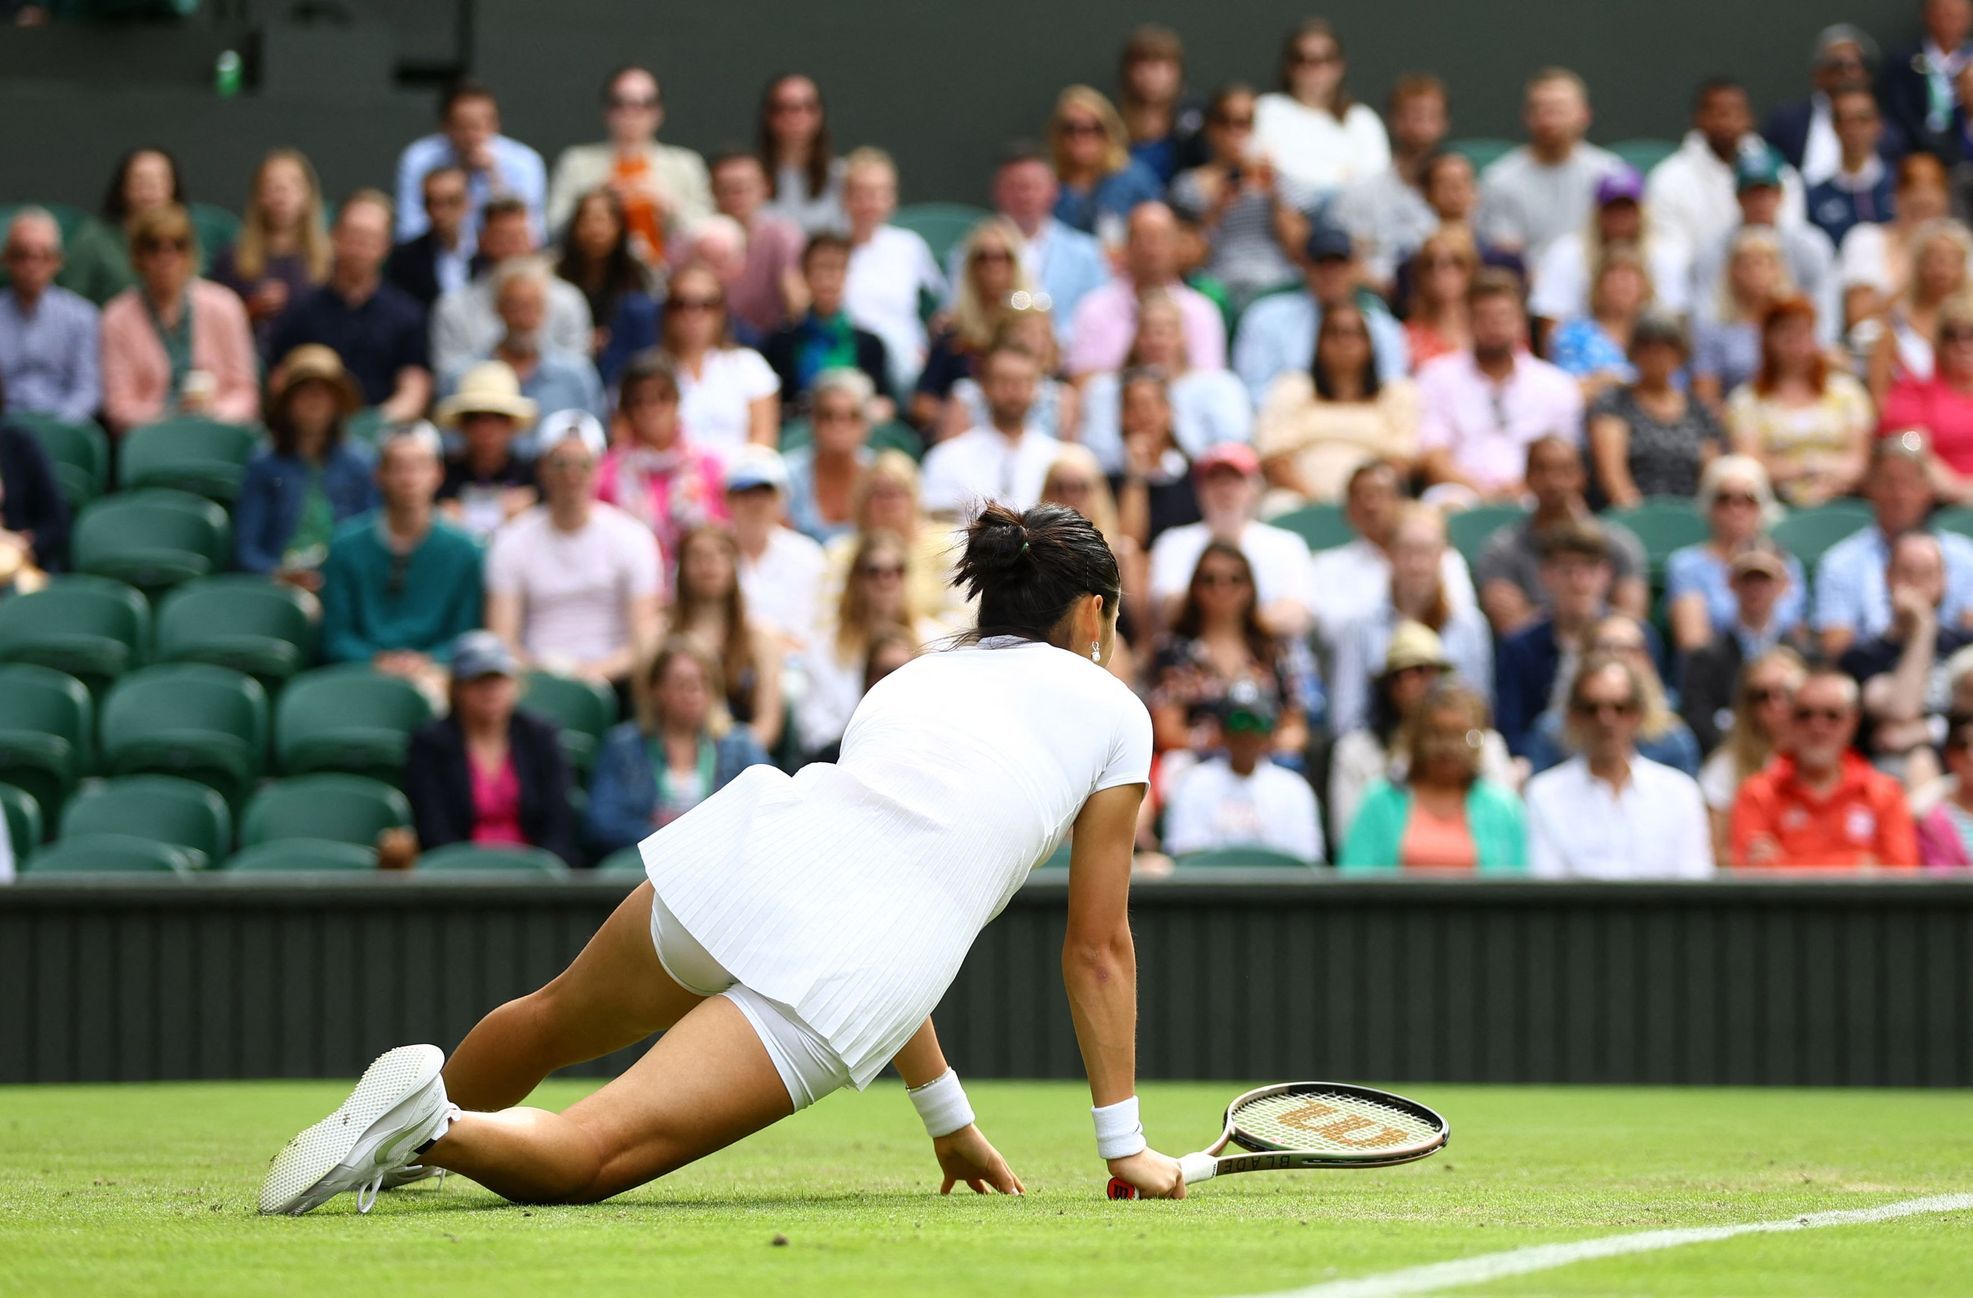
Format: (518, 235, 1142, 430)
(1664, 457, 1804, 654)
(1693, 227, 1795, 408)
(667, 525, 785, 752)
(797, 529, 946, 758)
(211, 148, 330, 351)
(1866, 217, 1973, 403)
(1049, 85, 1163, 244)
(914, 218, 1037, 433)
(1694, 647, 1807, 863)
(1041, 444, 1144, 683)
(822, 449, 971, 628)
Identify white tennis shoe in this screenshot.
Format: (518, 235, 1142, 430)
(258, 1044, 459, 1216)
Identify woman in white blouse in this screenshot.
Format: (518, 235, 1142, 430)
(1253, 20, 1390, 197)
(660, 261, 780, 455)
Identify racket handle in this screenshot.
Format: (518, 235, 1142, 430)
(1105, 1152, 1218, 1200)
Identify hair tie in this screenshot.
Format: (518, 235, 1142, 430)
(1020, 540, 1030, 556)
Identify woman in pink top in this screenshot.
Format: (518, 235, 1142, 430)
(98, 204, 259, 435)
(596, 350, 728, 566)
(1880, 291, 1973, 496)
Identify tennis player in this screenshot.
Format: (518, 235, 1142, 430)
(260, 502, 1189, 1214)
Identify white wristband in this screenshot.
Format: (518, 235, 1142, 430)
(1093, 1096, 1147, 1160)
(908, 1067, 975, 1138)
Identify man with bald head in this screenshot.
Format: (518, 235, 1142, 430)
(1065, 201, 1227, 376)
(0, 209, 100, 423)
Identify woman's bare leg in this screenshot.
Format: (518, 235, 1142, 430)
(421, 994, 795, 1203)
(442, 882, 706, 1110)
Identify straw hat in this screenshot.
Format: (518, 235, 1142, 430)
(1381, 620, 1453, 676)
(435, 361, 538, 429)
(270, 344, 361, 416)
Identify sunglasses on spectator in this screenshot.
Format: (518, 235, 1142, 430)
(860, 562, 906, 579)
(1050, 478, 1095, 495)
(1713, 492, 1760, 507)
(3, 246, 55, 262)
(1941, 327, 1973, 343)
(1793, 705, 1848, 723)
(814, 406, 861, 423)
(1292, 48, 1340, 66)
(1747, 686, 1793, 705)
(1419, 255, 1466, 271)
(1196, 570, 1250, 588)
(626, 389, 678, 408)
(971, 248, 1015, 264)
(609, 95, 659, 110)
(1571, 697, 1640, 719)
(1588, 638, 1645, 655)
(1059, 119, 1105, 137)
(426, 190, 468, 208)
(543, 454, 596, 472)
(139, 239, 190, 254)
(1323, 326, 1371, 341)
(670, 295, 723, 312)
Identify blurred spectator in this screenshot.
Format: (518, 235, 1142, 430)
(1688, 148, 1840, 344)
(1048, 85, 1163, 243)
(822, 449, 968, 629)
(100, 205, 257, 434)
(1475, 69, 1621, 260)
(1729, 668, 1918, 867)
(1666, 459, 1806, 657)
(1328, 504, 1492, 733)
(1254, 20, 1388, 197)
(918, 219, 1033, 433)
(841, 148, 945, 394)
(1523, 612, 1697, 777)
(384, 164, 472, 310)
(1081, 292, 1249, 472)
(1147, 541, 1313, 760)
(970, 143, 1108, 343)
(1816, 433, 1973, 657)
(0, 208, 99, 423)
(1309, 458, 1477, 648)
(319, 425, 484, 691)
(659, 260, 779, 454)
(1253, 301, 1414, 506)
(1232, 217, 1406, 403)
(1916, 709, 1973, 864)
(1691, 227, 1794, 407)
(1766, 25, 1900, 184)
(210, 149, 330, 357)
(1335, 74, 1450, 293)
(669, 524, 785, 752)
(403, 631, 575, 865)
(446, 258, 605, 448)
(547, 65, 711, 264)
(1338, 682, 1527, 870)
(269, 190, 433, 424)
(234, 346, 377, 587)
(1107, 368, 1204, 549)
(1530, 167, 1691, 326)
(1864, 218, 1973, 401)
(757, 73, 847, 235)
(726, 444, 828, 648)
(1494, 519, 1627, 757)
(60, 146, 188, 305)
(920, 342, 1059, 516)
(431, 197, 593, 379)
(1149, 443, 1314, 637)
(1840, 155, 1952, 329)
(1526, 655, 1714, 877)
(674, 220, 758, 349)
(765, 232, 892, 418)
(1417, 270, 1582, 503)
(1042, 444, 1148, 662)
(1879, 0, 1973, 162)
(1116, 24, 1204, 183)
(1647, 80, 1806, 265)
(0, 377, 70, 575)
(1170, 83, 1315, 311)
(704, 151, 806, 337)
(1162, 687, 1322, 860)
(1070, 203, 1227, 378)
(1545, 245, 1651, 399)
(395, 79, 546, 244)
(555, 187, 660, 388)
(1681, 542, 1810, 753)
(1401, 224, 1477, 371)
(1883, 293, 1973, 492)
(1805, 87, 1897, 249)
(784, 367, 875, 544)
(939, 306, 1074, 466)
(1695, 645, 1808, 861)
(1476, 438, 1648, 635)
(596, 350, 727, 561)
(585, 637, 772, 852)
(1726, 297, 1872, 507)
(435, 362, 538, 541)
(797, 529, 938, 757)
(1586, 311, 1723, 508)
(1839, 531, 1973, 773)
(485, 412, 662, 688)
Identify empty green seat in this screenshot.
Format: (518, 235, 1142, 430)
(116, 417, 261, 503)
(71, 489, 231, 595)
(276, 667, 434, 780)
(417, 843, 569, 876)
(59, 775, 231, 870)
(1609, 138, 1678, 174)
(239, 774, 410, 849)
(1446, 504, 1528, 567)
(155, 576, 316, 690)
(0, 575, 149, 696)
(187, 202, 242, 257)
(522, 672, 618, 775)
(1271, 503, 1358, 553)
(1932, 506, 1973, 541)
(1172, 847, 1320, 871)
(1603, 498, 1709, 578)
(99, 663, 268, 806)
(891, 202, 993, 266)
(25, 833, 190, 875)
(0, 663, 94, 820)
(9, 412, 109, 507)
(1771, 504, 1872, 573)
(226, 838, 377, 872)
(596, 846, 646, 873)
(1, 783, 45, 862)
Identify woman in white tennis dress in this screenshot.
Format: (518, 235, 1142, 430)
(260, 503, 1187, 1214)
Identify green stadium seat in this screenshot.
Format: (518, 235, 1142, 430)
(1609, 138, 1678, 174)
(99, 663, 268, 806)
(9, 411, 109, 507)
(275, 666, 434, 780)
(1932, 506, 1973, 541)
(71, 489, 231, 596)
(522, 672, 618, 775)
(226, 838, 377, 873)
(155, 576, 316, 691)
(891, 202, 993, 266)
(238, 774, 410, 849)
(1448, 137, 1516, 172)
(344, 407, 390, 451)
(0, 783, 45, 861)
(187, 202, 242, 258)
(1770, 503, 1872, 573)
(1446, 503, 1528, 567)
(1172, 847, 1321, 871)
(1603, 497, 1709, 578)
(0, 575, 149, 697)
(116, 416, 261, 503)
(58, 775, 231, 870)
(1035, 838, 1074, 870)
(596, 846, 646, 873)
(417, 843, 569, 876)
(1271, 503, 1358, 553)
(0, 663, 94, 821)
(24, 832, 190, 876)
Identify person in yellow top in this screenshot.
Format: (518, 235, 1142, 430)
(1254, 300, 1419, 507)
(1724, 295, 1873, 507)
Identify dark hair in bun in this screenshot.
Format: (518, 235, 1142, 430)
(955, 502, 1121, 644)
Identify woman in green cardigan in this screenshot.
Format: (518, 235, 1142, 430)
(1339, 682, 1527, 871)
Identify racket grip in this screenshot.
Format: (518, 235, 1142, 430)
(1106, 1151, 1218, 1200)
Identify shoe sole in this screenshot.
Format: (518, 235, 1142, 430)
(258, 1045, 445, 1216)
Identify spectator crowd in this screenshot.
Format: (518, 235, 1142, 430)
(19, 7, 1973, 878)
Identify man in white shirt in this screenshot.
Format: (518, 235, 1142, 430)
(1163, 689, 1323, 861)
(1526, 656, 1714, 878)
(1474, 68, 1622, 261)
(545, 65, 712, 262)
(725, 444, 826, 649)
(1308, 458, 1476, 649)
(1148, 443, 1315, 637)
(920, 343, 1060, 517)
(841, 148, 945, 395)
(431, 198, 593, 377)
(1648, 78, 1809, 271)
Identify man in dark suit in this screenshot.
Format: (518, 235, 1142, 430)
(384, 164, 473, 310)
(1767, 24, 1907, 180)
(1879, 0, 1973, 160)
(1680, 541, 1811, 753)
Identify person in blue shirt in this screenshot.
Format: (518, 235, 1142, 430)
(950, 145, 1110, 349)
(0, 209, 101, 424)
(1047, 86, 1165, 241)
(394, 80, 547, 246)
(1232, 219, 1409, 403)
(234, 345, 378, 587)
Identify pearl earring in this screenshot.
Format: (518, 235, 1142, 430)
(1090, 642, 1101, 662)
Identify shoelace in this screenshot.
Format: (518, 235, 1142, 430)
(355, 1173, 385, 1215)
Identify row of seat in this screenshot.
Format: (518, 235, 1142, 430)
(18, 833, 574, 877)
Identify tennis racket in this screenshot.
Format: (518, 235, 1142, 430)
(1105, 1082, 1448, 1200)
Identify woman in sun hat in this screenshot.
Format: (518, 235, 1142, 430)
(234, 344, 378, 587)
(433, 360, 540, 541)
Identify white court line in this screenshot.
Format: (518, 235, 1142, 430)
(1242, 1192, 1973, 1298)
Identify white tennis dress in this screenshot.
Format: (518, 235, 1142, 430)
(640, 637, 1153, 1089)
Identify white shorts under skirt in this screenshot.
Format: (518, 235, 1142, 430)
(647, 891, 851, 1110)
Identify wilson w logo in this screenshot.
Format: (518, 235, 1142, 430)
(1276, 1100, 1410, 1148)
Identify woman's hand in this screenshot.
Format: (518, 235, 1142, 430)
(1107, 1148, 1187, 1199)
(933, 1124, 1024, 1195)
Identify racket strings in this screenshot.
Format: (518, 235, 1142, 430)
(1232, 1090, 1441, 1154)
